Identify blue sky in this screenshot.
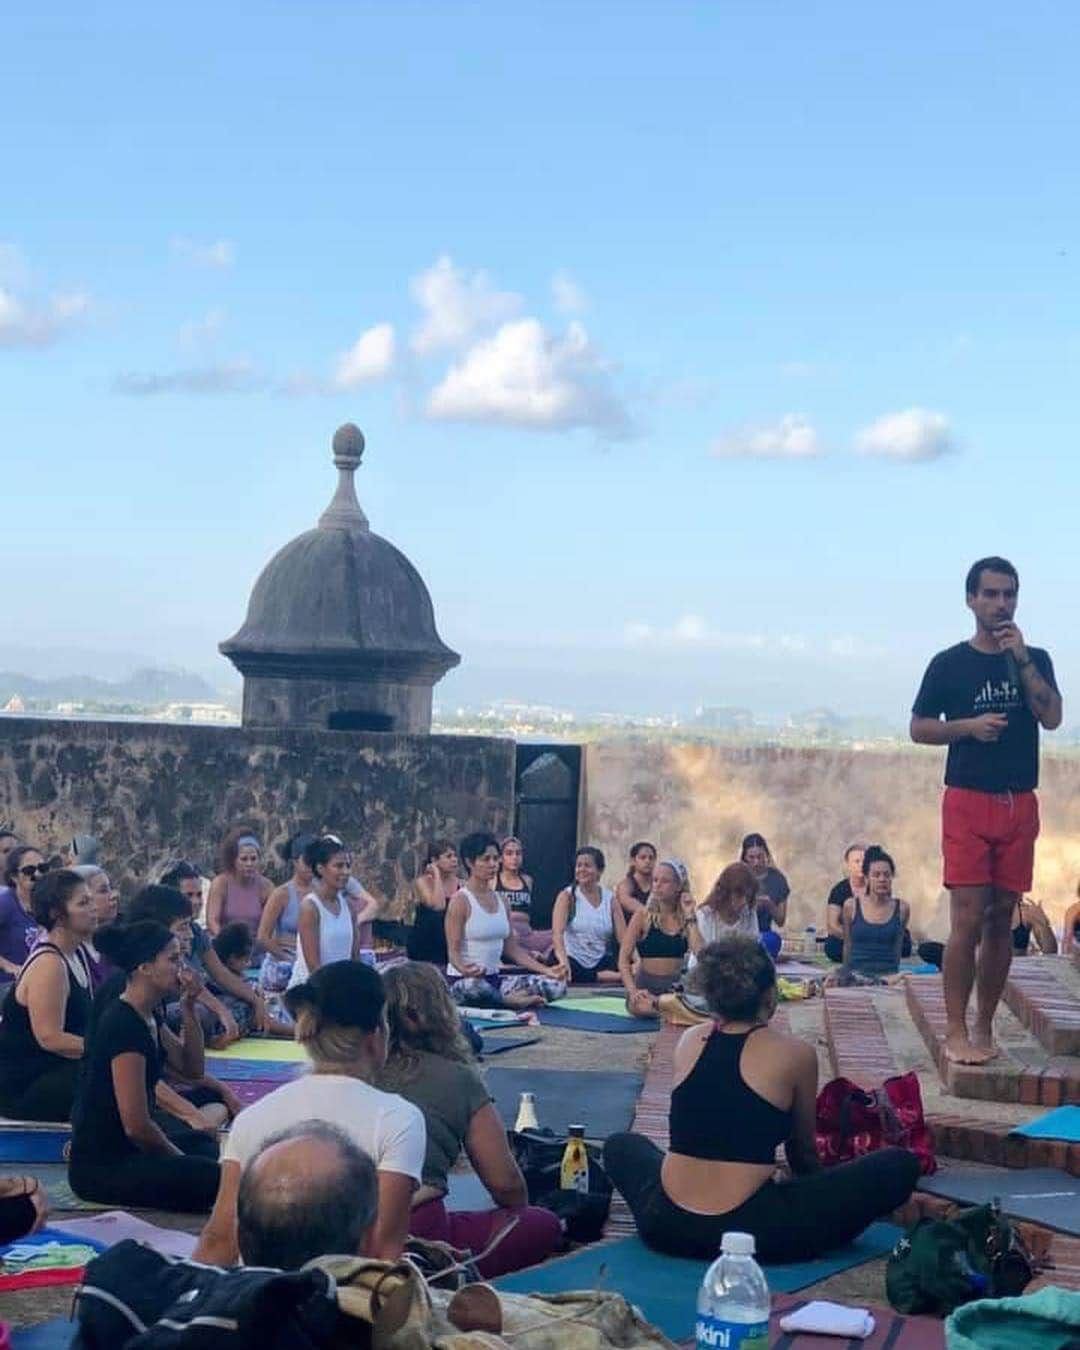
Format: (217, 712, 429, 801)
(3, 2, 1078, 720)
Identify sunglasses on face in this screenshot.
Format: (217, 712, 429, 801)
(18, 864, 49, 878)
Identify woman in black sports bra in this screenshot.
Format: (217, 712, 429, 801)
(605, 935, 919, 1262)
(618, 859, 701, 1017)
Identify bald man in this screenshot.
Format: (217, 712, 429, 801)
(237, 1120, 377, 1270)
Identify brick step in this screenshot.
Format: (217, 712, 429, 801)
(1003, 959, 1080, 1056)
(823, 987, 901, 1087)
(906, 974, 1080, 1104)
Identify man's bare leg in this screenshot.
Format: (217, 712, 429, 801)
(943, 885, 989, 1063)
(971, 887, 1015, 1057)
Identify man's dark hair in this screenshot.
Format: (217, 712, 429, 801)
(236, 1120, 377, 1269)
(127, 883, 192, 926)
(158, 860, 202, 890)
(966, 556, 1018, 597)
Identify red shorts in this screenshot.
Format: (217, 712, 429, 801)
(941, 786, 1039, 894)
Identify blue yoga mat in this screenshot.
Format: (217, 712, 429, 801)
(13, 1319, 76, 1350)
(494, 1224, 902, 1341)
(919, 1165, 1080, 1236)
(1011, 1106, 1080, 1141)
(537, 1006, 658, 1034)
(0, 1129, 71, 1163)
(204, 1058, 300, 1082)
(480, 1035, 542, 1057)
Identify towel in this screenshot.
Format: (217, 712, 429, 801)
(779, 1300, 876, 1338)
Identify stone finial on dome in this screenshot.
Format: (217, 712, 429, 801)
(319, 423, 369, 532)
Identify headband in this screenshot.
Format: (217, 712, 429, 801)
(237, 835, 260, 850)
(659, 858, 690, 889)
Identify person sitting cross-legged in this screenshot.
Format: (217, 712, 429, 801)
(837, 845, 911, 983)
(604, 936, 919, 1263)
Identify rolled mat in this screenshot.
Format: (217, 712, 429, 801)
(0, 1129, 71, 1163)
(494, 1224, 902, 1341)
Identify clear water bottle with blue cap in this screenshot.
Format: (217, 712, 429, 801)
(696, 1231, 770, 1349)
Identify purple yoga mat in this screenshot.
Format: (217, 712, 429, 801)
(227, 1079, 285, 1107)
(205, 1058, 300, 1082)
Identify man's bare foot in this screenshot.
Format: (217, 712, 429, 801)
(969, 1023, 999, 1062)
(944, 1028, 996, 1064)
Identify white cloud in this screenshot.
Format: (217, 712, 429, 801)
(426, 317, 630, 434)
(853, 407, 954, 462)
(552, 269, 589, 314)
(112, 361, 262, 396)
(410, 255, 520, 354)
(178, 308, 226, 349)
(711, 414, 821, 459)
(334, 323, 396, 388)
(170, 236, 235, 269)
(0, 286, 91, 348)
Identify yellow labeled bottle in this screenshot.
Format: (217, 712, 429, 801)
(560, 1125, 589, 1193)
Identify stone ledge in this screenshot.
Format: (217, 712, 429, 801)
(823, 986, 901, 1087)
(1004, 959, 1080, 1057)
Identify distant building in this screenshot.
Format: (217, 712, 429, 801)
(1, 696, 25, 714)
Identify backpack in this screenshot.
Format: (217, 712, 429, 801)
(885, 1201, 1035, 1317)
(510, 1128, 613, 1242)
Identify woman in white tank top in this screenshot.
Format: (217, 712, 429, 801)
(445, 833, 567, 1009)
(288, 839, 360, 990)
(551, 846, 626, 984)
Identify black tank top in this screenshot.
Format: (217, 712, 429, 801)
(627, 874, 650, 904)
(669, 1025, 792, 1164)
(0, 943, 92, 1096)
(637, 920, 689, 959)
(406, 900, 449, 966)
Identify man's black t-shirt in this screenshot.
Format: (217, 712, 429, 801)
(827, 879, 853, 911)
(71, 998, 160, 1164)
(912, 642, 1057, 793)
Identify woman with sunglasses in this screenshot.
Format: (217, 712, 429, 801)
(0, 847, 48, 986)
(0, 870, 97, 1120)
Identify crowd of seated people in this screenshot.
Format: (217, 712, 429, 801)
(0, 813, 1075, 1295)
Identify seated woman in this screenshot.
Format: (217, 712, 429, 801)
(551, 847, 625, 985)
(257, 831, 317, 965)
(69, 921, 221, 1211)
(614, 841, 656, 921)
(605, 936, 919, 1262)
(289, 837, 364, 990)
(194, 959, 426, 1265)
(619, 859, 702, 1017)
(0, 846, 47, 986)
(406, 838, 459, 967)
(838, 845, 910, 982)
(493, 836, 552, 958)
(205, 828, 273, 940)
(72, 864, 120, 992)
(378, 961, 561, 1277)
(0, 870, 96, 1121)
(695, 863, 761, 953)
(447, 833, 566, 1008)
(824, 843, 865, 963)
(741, 833, 788, 956)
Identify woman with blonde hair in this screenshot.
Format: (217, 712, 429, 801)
(378, 961, 561, 1277)
(618, 860, 702, 1017)
(194, 960, 425, 1265)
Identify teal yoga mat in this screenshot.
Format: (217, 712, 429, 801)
(1011, 1106, 1080, 1141)
(494, 1224, 902, 1341)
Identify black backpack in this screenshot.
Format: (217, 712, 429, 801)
(510, 1127, 613, 1243)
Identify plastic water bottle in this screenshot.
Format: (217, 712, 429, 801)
(803, 925, 817, 957)
(514, 1091, 539, 1132)
(696, 1232, 770, 1350)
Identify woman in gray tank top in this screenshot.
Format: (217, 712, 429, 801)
(840, 845, 910, 980)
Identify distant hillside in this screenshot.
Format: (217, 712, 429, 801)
(0, 666, 223, 706)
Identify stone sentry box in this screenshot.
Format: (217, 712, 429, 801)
(0, 717, 513, 910)
(220, 424, 460, 735)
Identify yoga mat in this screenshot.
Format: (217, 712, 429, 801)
(1011, 1106, 1080, 1142)
(204, 1037, 306, 1062)
(494, 1224, 902, 1342)
(53, 1211, 197, 1258)
(486, 1067, 642, 1139)
(466, 1016, 534, 1031)
(479, 1035, 542, 1057)
(537, 1005, 657, 1034)
(919, 1165, 1080, 1236)
(769, 1295, 945, 1350)
(0, 1226, 106, 1291)
(557, 996, 634, 1017)
(225, 1077, 283, 1106)
(13, 1320, 76, 1350)
(33, 1163, 111, 1213)
(204, 1058, 299, 1082)
(0, 1128, 71, 1163)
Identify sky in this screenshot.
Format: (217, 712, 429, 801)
(3, 2, 1079, 722)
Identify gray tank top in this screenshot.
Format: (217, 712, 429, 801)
(848, 896, 903, 976)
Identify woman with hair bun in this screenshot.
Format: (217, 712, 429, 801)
(194, 959, 425, 1267)
(257, 831, 318, 963)
(605, 936, 919, 1262)
(69, 921, 221, 1211)
(0, 870, 96, 1120)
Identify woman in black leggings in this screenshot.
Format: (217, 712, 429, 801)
(69, 921, 220, 1212)
(605, 935, 919, 1263)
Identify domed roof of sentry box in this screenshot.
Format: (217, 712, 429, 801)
(219, 424, 460, 682)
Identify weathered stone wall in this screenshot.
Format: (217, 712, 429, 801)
(0, 717, 514, 911)
(583, 740, 1080, 940)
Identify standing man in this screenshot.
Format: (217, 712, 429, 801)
(911, 557, 1061, 1064)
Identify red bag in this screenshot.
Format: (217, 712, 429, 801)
(815, 1071, 936, 1175)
